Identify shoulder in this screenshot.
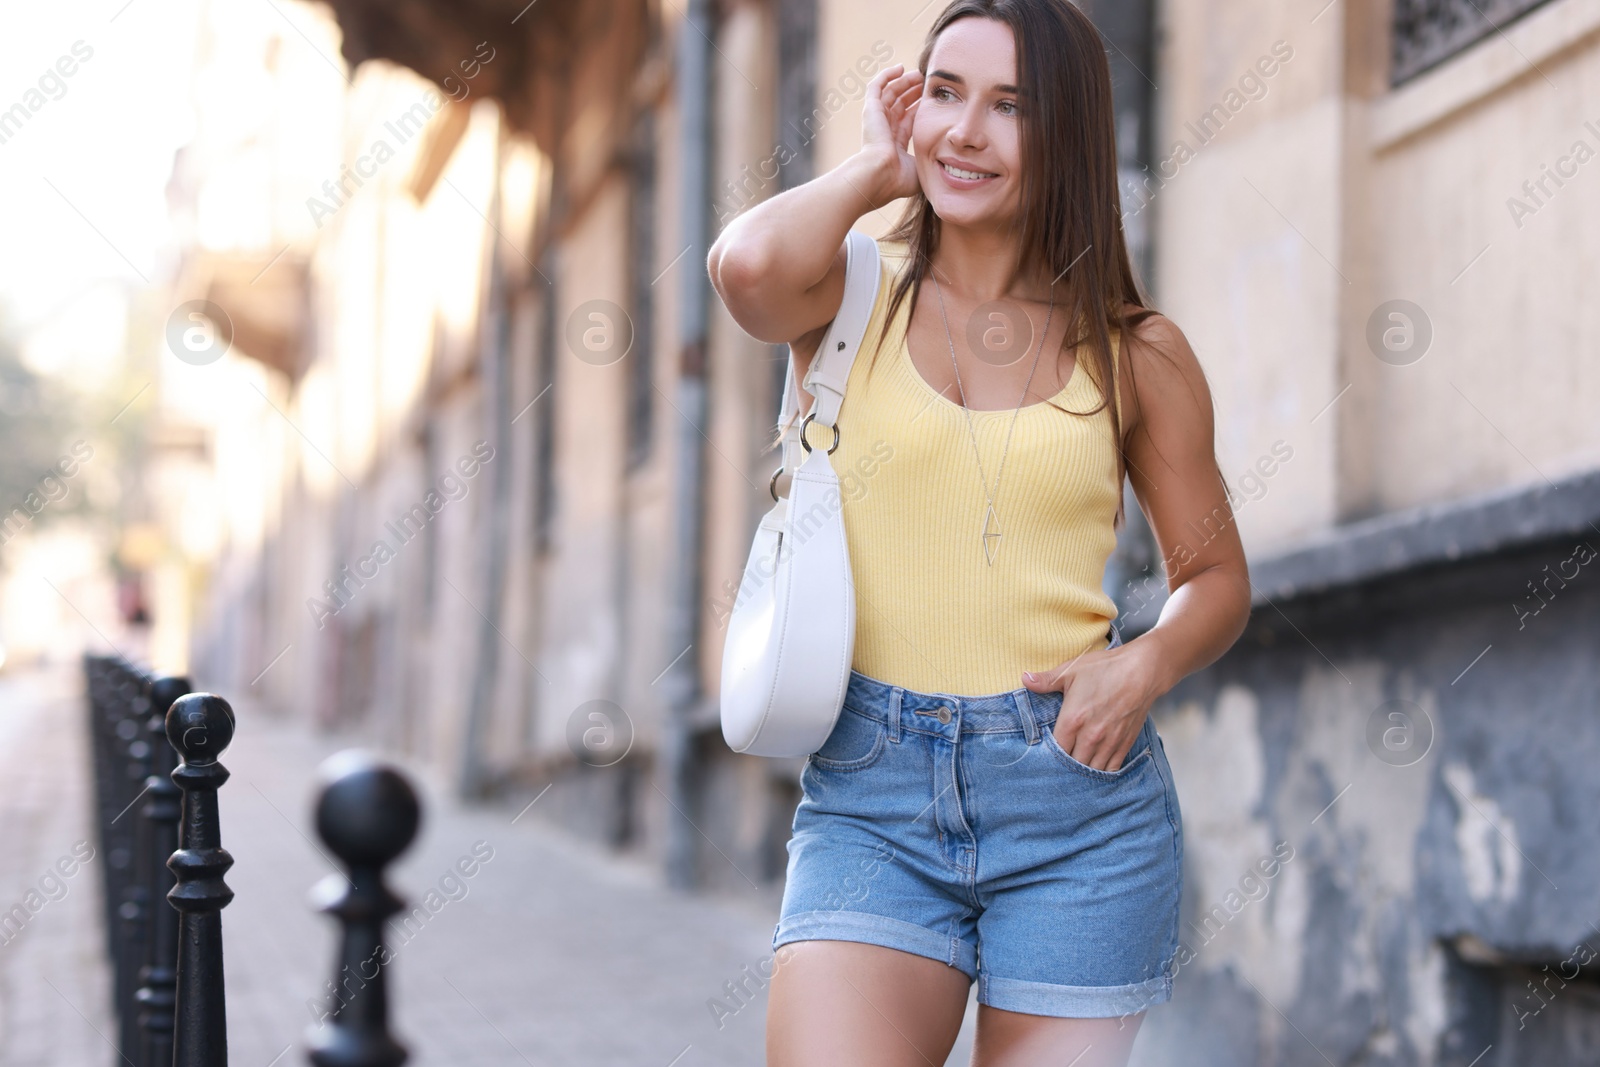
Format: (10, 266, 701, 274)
(1114, 307, 1211, 445)
(1119, 308, 1194, 362)
(865, 236, 914, 331)
(875, 236, 914, 287)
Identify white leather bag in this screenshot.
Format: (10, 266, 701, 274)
(719, 229, 883, 757)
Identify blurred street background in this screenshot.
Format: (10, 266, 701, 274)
(2, 0, 1599, 1064)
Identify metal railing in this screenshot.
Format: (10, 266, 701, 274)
(1392, 0, 1558, 86)
(84, 653, 419, 1066)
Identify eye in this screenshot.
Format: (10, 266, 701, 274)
(997, 100, 1017, 116)
(932, 85, 956, 102)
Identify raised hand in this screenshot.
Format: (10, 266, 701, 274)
(860, 64, 925, 205)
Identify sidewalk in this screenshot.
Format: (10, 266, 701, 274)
(0, 664, 981, 1066)
(0, 665, 115, 1067)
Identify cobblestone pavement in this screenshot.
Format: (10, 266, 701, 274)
(0, 664, 980, 1066)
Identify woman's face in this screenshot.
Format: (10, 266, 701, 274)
(912, 17, 1024, 233)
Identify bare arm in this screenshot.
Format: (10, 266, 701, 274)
(706, 64, 924, 385)
(1118, 314, 1252, 700)
(1022, 313, 1252, 771)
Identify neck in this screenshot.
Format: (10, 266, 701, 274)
(927, 218, 1054, 303)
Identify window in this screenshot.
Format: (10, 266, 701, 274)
(1392, 0, 1559, 86)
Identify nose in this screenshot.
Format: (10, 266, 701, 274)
(947, 102, 985, 151)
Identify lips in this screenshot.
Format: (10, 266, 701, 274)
(939, 159, 999, 184)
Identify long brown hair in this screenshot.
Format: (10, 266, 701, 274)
(875, 0, 1157, 532)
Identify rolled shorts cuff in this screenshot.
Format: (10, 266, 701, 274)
(772, 909, 979, 981)
(977, 971, 1173, 1019)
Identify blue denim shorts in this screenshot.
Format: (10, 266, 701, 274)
(772, 626, 1184, 1018)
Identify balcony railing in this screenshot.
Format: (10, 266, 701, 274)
(1392, 0, 1558, 85)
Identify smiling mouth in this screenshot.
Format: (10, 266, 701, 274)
(941, 161, 999, 181)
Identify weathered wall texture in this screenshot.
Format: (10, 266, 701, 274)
(1135, 496, 1600, 1064)
(1135, 1, 1600, 1061)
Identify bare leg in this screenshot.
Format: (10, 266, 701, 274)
(767, 940, 973, 1067)
(970, 1005, 1145, 1067)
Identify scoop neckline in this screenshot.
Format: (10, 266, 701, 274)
(894, 298, 1083, 417)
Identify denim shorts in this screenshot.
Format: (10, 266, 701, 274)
(772, 625, 1185, 1018)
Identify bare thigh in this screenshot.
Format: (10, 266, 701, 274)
(766, 940, 972, 1067)
(971, 1005, 1145, 1067)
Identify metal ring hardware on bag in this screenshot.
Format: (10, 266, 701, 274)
(719, 228, 880, 757)
(800, 413, 841, 455)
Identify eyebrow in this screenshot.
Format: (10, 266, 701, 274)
(927, 69, 1019, 94)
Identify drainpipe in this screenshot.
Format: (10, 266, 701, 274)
(459, 147, 512, 799)
(660, 0, 714, 890)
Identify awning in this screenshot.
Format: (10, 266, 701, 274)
(315, 0, 621, 157)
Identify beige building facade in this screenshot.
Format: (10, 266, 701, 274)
(150, 0, 1600, 1061)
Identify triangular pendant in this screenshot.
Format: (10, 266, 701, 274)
(981, 504, 1002, 566)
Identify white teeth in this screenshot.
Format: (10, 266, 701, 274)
(942, 162, 995, 180)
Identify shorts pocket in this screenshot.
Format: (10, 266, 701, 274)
(1039, 717, 1153, 781)
(810, 706, 888, 771)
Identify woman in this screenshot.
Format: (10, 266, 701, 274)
(708, 2, 1250, 1064)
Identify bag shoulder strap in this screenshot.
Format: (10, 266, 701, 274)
(777, 230, 883, 476)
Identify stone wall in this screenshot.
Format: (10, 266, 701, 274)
(1132, 471, 1600, 1065)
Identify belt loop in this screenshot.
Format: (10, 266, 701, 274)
(1014, 689, 1039, 745)
(887, 687, 903, 743)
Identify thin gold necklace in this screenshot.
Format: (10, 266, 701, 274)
(930, 271, 1056, 567)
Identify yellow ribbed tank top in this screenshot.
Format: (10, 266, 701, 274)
(830, 239, 1123, 697)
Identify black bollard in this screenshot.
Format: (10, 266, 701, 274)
(94, 661, 139, 965)
(108, 668, 145, 940)
(83, 654, 146, 1058)
(166, 693, 236, 1067)
(116, 669, 154, 1063)
(135, 674, 191, 1067)
(305, 750, 421, 1067)
(85, 655, 122, 963)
